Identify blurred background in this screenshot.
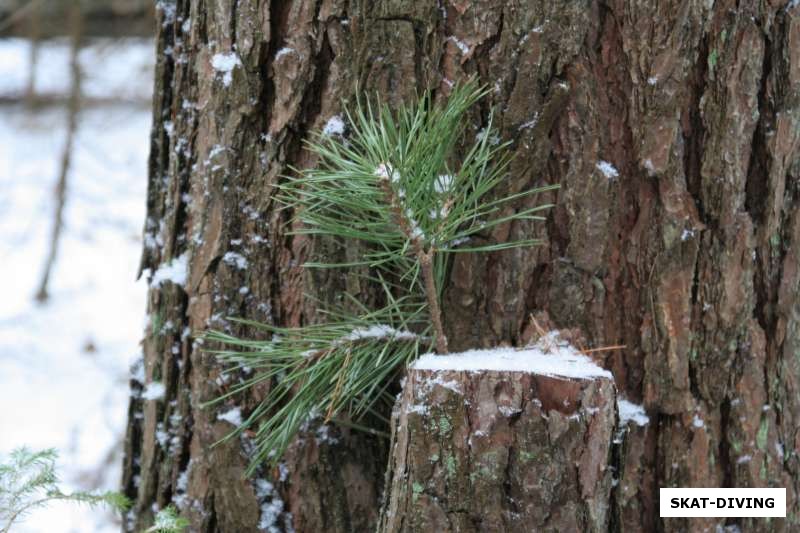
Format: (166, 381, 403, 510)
(0, 1, 155, 531)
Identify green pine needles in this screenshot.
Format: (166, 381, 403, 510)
(206, 80, 557, 473)
(0, 447, 130, 533)
(145, 505, 189, 533)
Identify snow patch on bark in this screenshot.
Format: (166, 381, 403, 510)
(274, 47, 296, 60)
(150, 252, 189, 288)
(217, 407, 243, 426)
(617, 398, 649, 426)
(596, 160, 619, 179)
(254, 478, 294, 533)
(142, 381, 166, 401)
(223, 251, 248, 269)
(322, 115, 345, 136)
(210, 52, 241, 86)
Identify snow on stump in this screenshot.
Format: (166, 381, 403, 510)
(378, 334, 617, 533)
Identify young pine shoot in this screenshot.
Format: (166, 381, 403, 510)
(205, 80, 557, 473)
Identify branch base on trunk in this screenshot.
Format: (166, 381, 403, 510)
(379, 338, 617, 532)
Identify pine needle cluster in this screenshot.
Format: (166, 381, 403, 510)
(0, 447, 130, 533)
(206, 80, 556, 473)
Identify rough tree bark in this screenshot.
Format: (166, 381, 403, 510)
(122, 0, 800, 531)
(378, 359, 617, 532)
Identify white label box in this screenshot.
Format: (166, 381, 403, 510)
(660, 488, 786, 517)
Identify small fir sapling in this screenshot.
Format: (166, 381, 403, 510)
(204, 80, 558, 474)
(0, 447, 130, 533)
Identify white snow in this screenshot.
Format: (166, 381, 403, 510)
(421, 375, 462, 394)
(210, 51, 241, 87)
(274, 47, 296, 60)
(301, 325, 419, 358)
(617, 398, 649, 426)
(518, 115, 539, 131)
(217, 407, 243, 426)
(223, 251, 248, 269)
(434, 174, 454, 194)
(719, 526, 742, 533)
(413, 333, 612, 380)
(476, 127, 500, 145)
(315, 424, 339, 445)
(322, 115, 345, 136)
(447, 36, 471, 55)
(374, 162, 400, 183)
(130, 356, 146, 384)
(155, 425, 169, 447)
(406, 404, 429, 415)
(596, 160, 619, 179)
(498, 405, 522, 417)
(150, 252, 189, 287)
(0, 85, 151, 533)
(173, 461, 192, 509)
(208, 143, 225, 160)
(775, 442, 785, 459)
(405, 208, 425, 239)
(254, 478, 291, 533)
(373, 163, 425, 238)
(142, 382, 166, 401)
(447, 236, 470, 247)
(341, 324, 418, 342)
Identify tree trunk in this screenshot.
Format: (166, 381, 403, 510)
(122, 1, 800, 532)
(34, 2, 82, 303)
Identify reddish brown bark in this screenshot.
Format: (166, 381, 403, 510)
(122, 1, 800, 531)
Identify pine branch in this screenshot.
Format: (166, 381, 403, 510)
(377, 166, 449, 352)
(205, 79, 556, 472)
(419, 250, 448, 354)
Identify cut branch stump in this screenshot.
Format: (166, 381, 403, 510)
(378, 349, 618, 532)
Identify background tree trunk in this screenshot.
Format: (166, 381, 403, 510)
(122, 1, 800, 531)
(34, 2, 83, 303)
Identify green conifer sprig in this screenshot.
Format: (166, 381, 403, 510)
(0, 447, 130, 533)
(206, 80, 556, 473)
(145, 505, 189, 533)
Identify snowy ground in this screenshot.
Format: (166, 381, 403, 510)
(0, 38, 153, 532)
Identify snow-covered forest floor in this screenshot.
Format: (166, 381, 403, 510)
(0, 37, 154, 532)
